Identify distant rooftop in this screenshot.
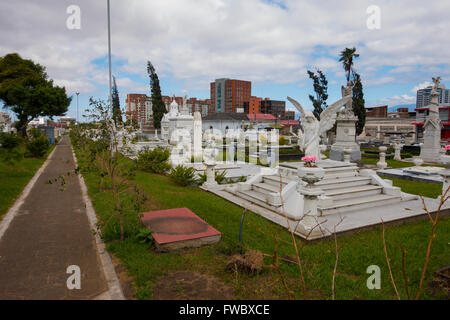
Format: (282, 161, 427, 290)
(202, 112, 248, 121)
(247, 113, 276, 121)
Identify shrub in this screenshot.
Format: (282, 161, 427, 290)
(0, 132, 25, 163)
(279, 136, 289, 145)
(0, 132, 23, 150)
(26, 129, 49, 158)
(169, 165, 198, 186)
(198, 169, 228, 185)
(137, 147, 171, 174)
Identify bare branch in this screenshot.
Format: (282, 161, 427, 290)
(381, 219, 401, 300)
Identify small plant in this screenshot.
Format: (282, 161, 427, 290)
(215, 170, 227, 184)
(197, 169, 228, 185)
(135, 227, 154, 245)
(26, 129, 49, 158)
(169, 165, 198, 186)
(137, 147, 171, 174)
(301, 155, 317, 167)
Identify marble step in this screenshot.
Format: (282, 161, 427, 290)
(323, 170, 359, 180)
(324, 185, 383, 200)
(252, 182, 282, 194)
(319, 194, 401, 216)
(315, 176, 372, 190)
(262, 175, 294, 187)
(234, 189, 282, 211)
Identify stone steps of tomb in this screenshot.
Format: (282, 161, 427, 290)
(316, 176, 373, 190)
(279, 164, 359, 181)
(234, 189, 282, 211)
(228, 161, 403, 218)
(318, 194, 401, 216)
(324, 185, 383, 201)
(252, 182, 282, 194)
(262, 175, 294, 188)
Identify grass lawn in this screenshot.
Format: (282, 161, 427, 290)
(384, 177, 443, 199)
(0, 146, 54, 219)
(74, 141, 450, 300)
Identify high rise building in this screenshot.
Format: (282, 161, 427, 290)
(260, 98, 294, 119)
(248, 96, 262, 114)
(416, 84, 450, 108)
(210, 78, 251, 113)
(126, 94, 152, 123)
(186, 98, 212, 116)
(162, 96, 183, 112)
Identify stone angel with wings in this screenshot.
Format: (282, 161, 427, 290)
(287, 93, 352, 159)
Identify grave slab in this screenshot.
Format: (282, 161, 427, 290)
(140, 208, 221, 251)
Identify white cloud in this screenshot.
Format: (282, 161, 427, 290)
(411, 81, 432, 93)
(1, 0, 449, 98)
(376, 94, 416, 107)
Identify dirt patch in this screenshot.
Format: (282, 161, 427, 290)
(152, 270, 235, 300)
(226, 250, 264, 274)
(110, 254, 136, 300)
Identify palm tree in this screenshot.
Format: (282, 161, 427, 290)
(339, 47, 359, 82)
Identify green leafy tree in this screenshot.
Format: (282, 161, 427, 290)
(307, 69, 328, 120)
(352, 73, 366, 136)
(147, 60, 166, 129)
(0, 53, 71, 137)
(112, 76, 122, 124)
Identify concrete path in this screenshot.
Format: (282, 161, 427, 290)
(0, 136, 115, 299)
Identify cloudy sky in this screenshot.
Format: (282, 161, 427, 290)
(1, 0, 449, 120)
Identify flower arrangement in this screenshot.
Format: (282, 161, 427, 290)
(444, 145, 450, 155)
(301, 155, 317, 167)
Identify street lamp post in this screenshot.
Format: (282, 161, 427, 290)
(107, 0, 114, 157)
(107, 0, 112, 110)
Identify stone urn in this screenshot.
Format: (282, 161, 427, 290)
(377, 146, 388, 170)
(413, 157, 424, 167)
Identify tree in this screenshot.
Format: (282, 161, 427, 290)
(338, 47, 365, 135)
(307, 69, 328, 120)
(0, 53, 71, 137)
(352, 73, 366, 136)
(147, 60, 166, 129)
(111, 76, 122, 124)
(339, 47, 359, 82)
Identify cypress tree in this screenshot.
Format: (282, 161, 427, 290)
(147, 61, 166, 129)
(352, 72, 366, 136)
(307, 69, 328, 120)
(111, 76, 122, 123)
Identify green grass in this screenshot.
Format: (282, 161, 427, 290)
(73, 141, 450, 300)
(362, 154, 415, 168)
(384, 177, 442, 199)
(0, 146, 54, 218)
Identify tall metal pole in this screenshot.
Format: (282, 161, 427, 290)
(76, 92, 80, 123)
(107, 0, 112, 110)
(107, 0, 115, 157)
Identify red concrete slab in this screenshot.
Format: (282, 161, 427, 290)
(140, 208, 221, 248)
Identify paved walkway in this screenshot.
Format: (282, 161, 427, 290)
(0, 136, 109, 299)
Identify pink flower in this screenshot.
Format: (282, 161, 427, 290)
(444, 145, 450, 151)
(302, 155, 316, 162)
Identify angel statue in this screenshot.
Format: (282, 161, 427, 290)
(287, 93, 352, 159)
